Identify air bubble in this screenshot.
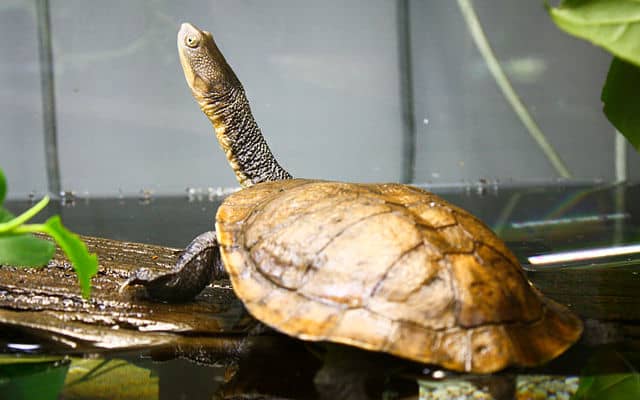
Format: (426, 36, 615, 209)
(60, 191, 76, 207)
(139, 189, 153, 205)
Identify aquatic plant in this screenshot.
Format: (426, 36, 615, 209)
(548, 0, 640, 151)
(0, 168, 97, 298)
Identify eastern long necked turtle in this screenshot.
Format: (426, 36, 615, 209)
(129, 23, 582, 373)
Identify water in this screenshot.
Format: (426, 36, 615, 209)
(1, 182, 639, 399)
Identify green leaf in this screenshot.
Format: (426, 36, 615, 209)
(602, 57, 640, 151)
(0, 234, 55, 267)
(0, 207, 14, 223)
(572, 350, 640, 400)
(548, 0, 640, 67)
(42, 216, 98, 298)
(0, 359, 70, 400)
(0, 168, 6, 204)
(63, 358, 159, 399)
(573, 373, 640, 399)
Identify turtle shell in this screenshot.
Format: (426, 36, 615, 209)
(215, 179, 582, 373)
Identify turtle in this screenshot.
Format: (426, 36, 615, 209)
(128, 22, 583, 373)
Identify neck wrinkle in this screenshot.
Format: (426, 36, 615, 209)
(197, 89, 292, 187)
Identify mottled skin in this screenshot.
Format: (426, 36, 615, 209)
(129, 23, 582, 372)
(177, 23, 291, 187)
(129, 23, 290, 300)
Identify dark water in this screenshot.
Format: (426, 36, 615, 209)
(2, 182, 640, 399)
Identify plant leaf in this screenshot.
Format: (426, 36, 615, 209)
(0, 207, 14, 223)
(0, 359, 70, 400)
(0, 168, 6, 204)
(573, 373, 640, 399)
(601, 57, 640, 151)
(0, 235, 55, 267)
(572, 349, 640, 400)
(549, 0, 640, 67)
(63, 358, 159, 399)
(42, 216, 98, 298)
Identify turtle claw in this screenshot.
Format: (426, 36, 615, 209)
(119, 267, 179, 300)
(118, 271, 146, 296)
(118, 268, 158, 297)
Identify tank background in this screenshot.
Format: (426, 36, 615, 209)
(1, 0, 639, 199)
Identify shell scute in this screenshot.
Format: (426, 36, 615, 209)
(216, 179, 583, 373)
(448, 249, 541, 327)
(408, 202, 457, 228)
(298, 212, 422, 306)
(243, 180, 374, 248)
(328, 308, 397, 351)
(437, 224, 476, 253)
(282, 297, 342, 339)
(469, 326, 514, 373)
(371, 183, 437, 205)
(387, 321, 439, 362)
(454, 210, 521, 266)
(218, 179, 310, 225)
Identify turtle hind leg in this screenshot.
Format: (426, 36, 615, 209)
(124, 231, 227, 302)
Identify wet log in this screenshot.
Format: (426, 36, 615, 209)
(0, 235, 638, 358)
(0, 235, 253, 353)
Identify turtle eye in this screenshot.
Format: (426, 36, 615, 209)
(186, 35, 200, 48)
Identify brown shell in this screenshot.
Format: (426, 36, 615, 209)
(215, 179, 582, 373)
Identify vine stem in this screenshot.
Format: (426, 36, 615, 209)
(0, 196, 50, 233)
(456, 0, 572, 178)
(7, 223, 50, 235)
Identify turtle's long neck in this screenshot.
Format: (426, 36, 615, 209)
(196, 87, 292, 188)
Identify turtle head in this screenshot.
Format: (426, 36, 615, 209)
(177, 23, 241, 100)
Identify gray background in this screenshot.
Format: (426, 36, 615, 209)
(1, 0, 639, 199)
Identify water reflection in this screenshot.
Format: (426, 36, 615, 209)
(2, 343, 638, 399)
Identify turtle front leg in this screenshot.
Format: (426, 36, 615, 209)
(124, 231, 227, 302)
